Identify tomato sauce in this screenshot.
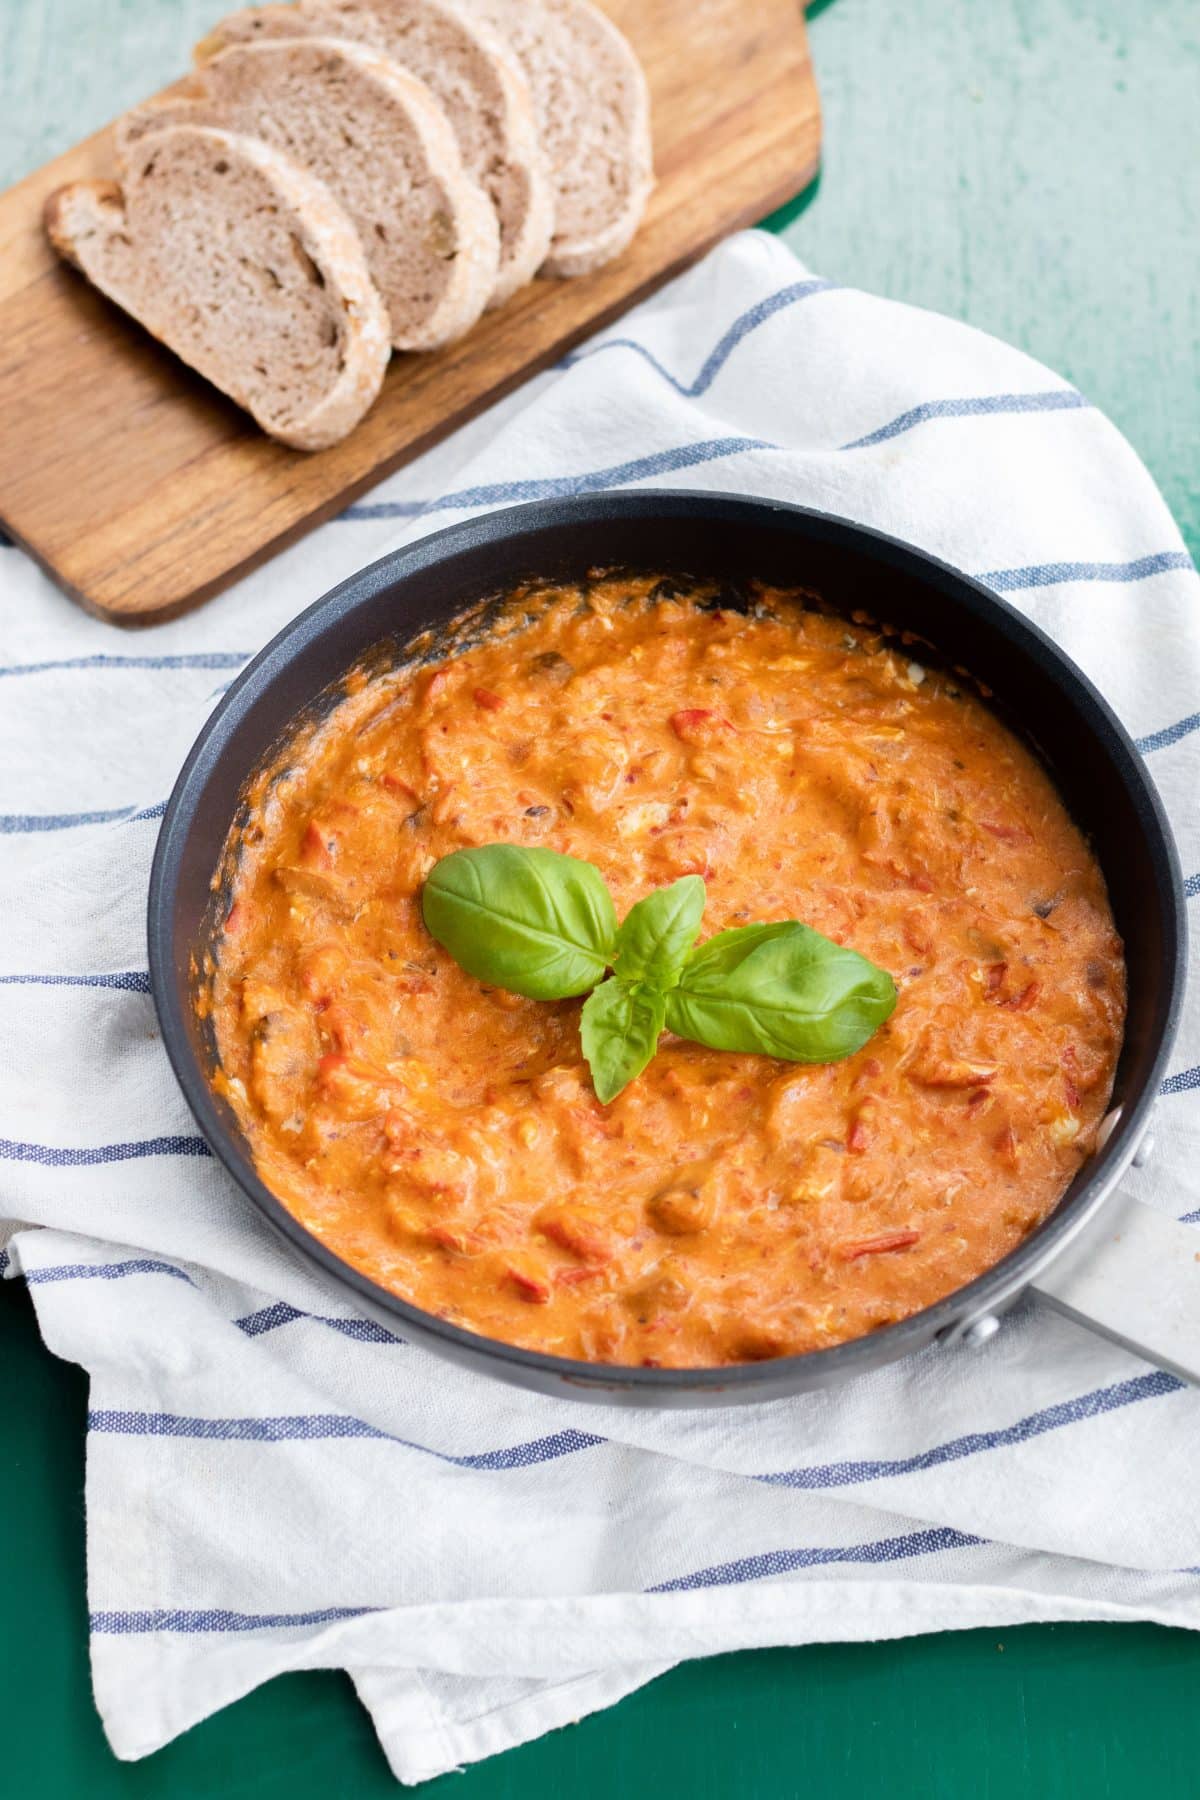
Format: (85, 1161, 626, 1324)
(207, 576, 1125, 1366)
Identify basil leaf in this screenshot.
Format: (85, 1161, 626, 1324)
(422, 845, 617, 1000)
(665, 921, 896, 1062)
(581, 977, 667, 1103)
(613, 874, 706, 992)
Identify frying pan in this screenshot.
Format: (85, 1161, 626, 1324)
(147, 493, 1195, 1406)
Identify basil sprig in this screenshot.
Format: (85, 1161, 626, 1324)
(421, 846, 896, 1102)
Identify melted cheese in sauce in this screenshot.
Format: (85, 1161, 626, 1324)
(208, 578, 1125, 1366)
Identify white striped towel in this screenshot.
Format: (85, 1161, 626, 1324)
(2, 230, 1199, 1785)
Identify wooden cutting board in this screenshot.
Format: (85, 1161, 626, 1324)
(0, 0, 820, 625)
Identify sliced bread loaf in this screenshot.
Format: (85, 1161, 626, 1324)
(464, 0, 653, 277)
(45, 123, 390, 451)
(119, 37, 500, 353)
(197, 0, 552, 306)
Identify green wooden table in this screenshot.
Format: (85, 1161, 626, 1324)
(2, 2, 1197, 1793)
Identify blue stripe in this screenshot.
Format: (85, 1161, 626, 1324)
(842, 389, 1089, 451)
(88, 1369, 1183, 1489)
(649, 1525, 982, 1594)
(1136, 710, 1200, 754)
(89, 1526, 983, 1632)
(561, 279, 838, 396)
(337, 389, 1124, 526)
(71, 1383, 1200, 1632)
(27, 1258, 193, 1287)
(42, 1254, 1200, 1481)
(0, 969, 150, 992)
(560, 296, 1090, 470)
(322, 1316, 404, 1344)
(234, 1300, 403, 1345)
(0, 799, 165, 834)
(455, 1428, 606, 1470)
(1185, 872, 1200, 901)
(91, 1604, 378, 1635)
(0, 1135, 211, 1166)
(88, 1408, 605, 1470)
(237, 1300, 320, 1336)
(0, 805, 143, 833)
(11, 1253, 405, 1345)
(984, 551, 1194, 593)
(1162, 1066, 1200, 1097)
(65, 1288, 1196, 1489)
(758, 1370, 1180, 1491)
(341, 436, 775, 522)
(90, 1410, 390, 1443)
(1182, 1209, 1200, 1224)
(0, 652, 248, 680)
(29, 1262, 1198, 1484)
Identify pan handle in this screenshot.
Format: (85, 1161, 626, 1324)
(1027, 1187, 1200, 1385)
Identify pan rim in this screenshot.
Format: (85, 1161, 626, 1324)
(147, 491, 1187, 1399)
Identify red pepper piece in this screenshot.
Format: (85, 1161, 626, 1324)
(993, 1123, 1020, 1168)
(839, 1230, 921, 1261)
(669, 708, 734, 744)
(300, 820, 333, 868)
(428, 1224, 474, 1256)
(506, 1264, 551, 1304)
(538, 1207, 612, 1262)
(847, 1115, 873, 1154)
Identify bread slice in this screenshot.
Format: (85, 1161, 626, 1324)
(197, 1, 552, 306)
(119, 38, 500, 353)
(463, 0, 653, 277)
(45, 124, 390, 451)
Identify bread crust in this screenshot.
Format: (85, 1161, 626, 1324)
(197, 0, 553, 305)
(44, 178, 125, 264)
(44, 124, 390, 451)
(120, 36, 501, 351)
(466, 0, 653, 278)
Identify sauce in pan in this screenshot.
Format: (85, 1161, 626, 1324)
(207, 577, 1124, 1366)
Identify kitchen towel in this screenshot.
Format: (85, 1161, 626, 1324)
(2, 230, 1199, 1785)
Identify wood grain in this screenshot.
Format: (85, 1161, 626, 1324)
(0, 0, 820, 624)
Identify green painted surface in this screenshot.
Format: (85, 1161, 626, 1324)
(774, 0, 1200, 562)
(2, 1, 1197, 1792)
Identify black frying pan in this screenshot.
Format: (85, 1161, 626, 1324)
(147, 494, 1189, 1406)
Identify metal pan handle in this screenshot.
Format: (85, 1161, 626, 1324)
(1028, 1187, 1200, 1385)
